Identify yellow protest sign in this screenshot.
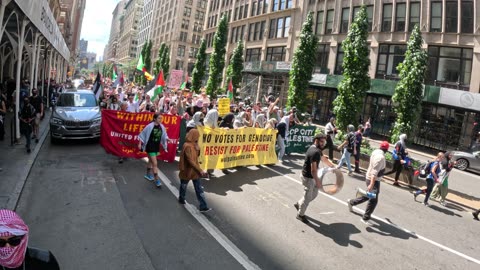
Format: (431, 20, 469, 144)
(217, 98, 231, 116)
(198, 126, 278, 170)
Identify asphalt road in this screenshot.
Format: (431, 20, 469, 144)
(15, 139, 480, 270)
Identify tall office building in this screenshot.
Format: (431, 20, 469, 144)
(137, 0, 156, 52)
(105, 0, 126, 61)
(117, 0, 144, 66)
(147, 0, 208, 75)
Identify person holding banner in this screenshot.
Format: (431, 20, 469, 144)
(178, 129, 211, 212)
(186, 111, 204, 133)
(138, 113, 169, 188)
(294, 133, 335, 224)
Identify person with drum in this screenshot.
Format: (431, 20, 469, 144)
(294, 133, 335, 224)
(347, 141, 389, 226)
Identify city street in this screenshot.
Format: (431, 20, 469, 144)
(15, 138, 480, 270)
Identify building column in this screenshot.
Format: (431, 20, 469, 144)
(15, 19, 28, 139)
(33, 37, 42, 89)
(29, 33, 40, 92)
(46, 50, 54, 108)
(0, 0, 12, 44)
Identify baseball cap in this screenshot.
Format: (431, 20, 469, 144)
(314, 133, 327, 141)
(380, 141, 389, 150)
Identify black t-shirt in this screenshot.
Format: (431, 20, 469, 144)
(277, 122, 287, 138)
(302, 145, 322, 178)
(145, 125, 162, 153)
(30, 95, 43, 112)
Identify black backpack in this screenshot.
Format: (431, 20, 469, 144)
(347, 132, 355, 152)
(419, 161, 433, 178)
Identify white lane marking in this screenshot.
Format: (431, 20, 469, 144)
(155, 170, 261, 270)
(262, 165, 480, 265)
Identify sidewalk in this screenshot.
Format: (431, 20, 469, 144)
(313, 123, 480, 210)
(0, 111, 51, 210)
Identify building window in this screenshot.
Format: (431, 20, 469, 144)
(272, 0, 279, 11)
(314, 44, 330, 73)
(325, 10, 334, 34)
(445, 1, 458, 33)
(248, 21, 266, 41)
(177, 45, 185, 57)
(340, 8, 349, 33)
(352, 6, 373, 31)
(179, 32, 188, 42)
(315, 11, 323, 35)
(382, 4, 392, 32)
(185, 0, 192, 5)
(269, 17, 290, 38)
(246, 48, 262, 62)
(461, 1, 474, 33)
(252, 1, 258, 16)
(244, 4, 249, 18)
(376, 44, 407, 79)
(175, 60, 184, 70)
(430, 2, 442, 32)
(334, 44, 344, 75)
(198, 0, 207, 9)
(181, 19, 189, 30)
(184, 7, 191, 17)
(239, 6, 244, 20)
(192, 34, 201, 44)
(395, 3, 406, 32)
(266, 46, 286, 61)
(409, 2, 420, 31)
(272, 0, 291, 12)
(195, 10, 205, 20)
(427, 46, 473, 87)
(189, 47, 199, 58)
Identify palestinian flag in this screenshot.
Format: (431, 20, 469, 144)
(147, 70, 165, 100)
(180, 72, 188, 90)
(112, 65, 117, 81)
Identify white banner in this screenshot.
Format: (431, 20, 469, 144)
(310, 74, 328, 85)
(14, 0, 70, 60)
(438, 87, 480, 110)
(276, 61, 291, 70)
(168, 70, 184, 89)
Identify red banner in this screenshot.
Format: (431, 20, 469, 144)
(100, 110, 180, 162)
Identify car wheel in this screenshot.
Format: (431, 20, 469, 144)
(50, 133, 59, 144)
(455, 158, 469, 171)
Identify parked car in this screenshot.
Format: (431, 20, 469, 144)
(50, 89, 101, 143)
(452, 147, 480, 171)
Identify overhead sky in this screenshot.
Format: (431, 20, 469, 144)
(80, 0, 120, 61)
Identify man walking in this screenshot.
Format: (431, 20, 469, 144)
(347, 141, 389, 226)
(336, 124, 356, 176)
(29, 88, 43, 143)
(19, 96, 36, 153)
(324, 117, 337, 161)
(294, 133, 335, 224)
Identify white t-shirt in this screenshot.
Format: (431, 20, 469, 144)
(126, 101, 139, 113)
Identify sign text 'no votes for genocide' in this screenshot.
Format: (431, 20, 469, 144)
(197, 126, 278, 170)
(100, 110, 180, 162)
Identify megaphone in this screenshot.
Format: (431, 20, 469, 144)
(356, 187, 377, 199)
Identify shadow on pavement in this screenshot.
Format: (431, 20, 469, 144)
(429, 204, 462, 217)
(306, 216, 363, 248)
(366, 218, 419, 240)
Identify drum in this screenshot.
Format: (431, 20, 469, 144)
(318, 168, 344, 195)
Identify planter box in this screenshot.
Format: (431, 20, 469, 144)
(332, 148, 415, 185)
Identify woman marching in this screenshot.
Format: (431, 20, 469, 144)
(138, 113, 169, 188)
(413, 152, 444, 206)
(430, 151, 454, 206)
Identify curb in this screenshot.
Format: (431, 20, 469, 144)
(7, 125, 50, 210)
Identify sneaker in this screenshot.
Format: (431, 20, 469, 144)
(440, 201, 447, 207)
(473, 212, 479, 221)
(178, 199, 186, 205)
(354, 169, 361, 174)
(144, 174, 154, 181)
(118, 158, 124, 164)
(199, 207, 212, 213)
(155, 180, 162, 188)
(412, 191, 418, 201)
(393, 182, 400, 187)
(347, 199, 354, 213)
(347, 171, 353, 176)
(296, 214, 309, 224)
(423, 202, 430, 207)
(361, 218, 372, 226)
(26, 148, 31, 153)
(293, 203, 299, 211)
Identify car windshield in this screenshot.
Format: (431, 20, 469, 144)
(57, 93, 97, 107)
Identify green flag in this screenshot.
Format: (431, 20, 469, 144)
(136, 54, 145, 71)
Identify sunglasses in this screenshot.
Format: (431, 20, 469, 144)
(0, 235, 24, 247)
